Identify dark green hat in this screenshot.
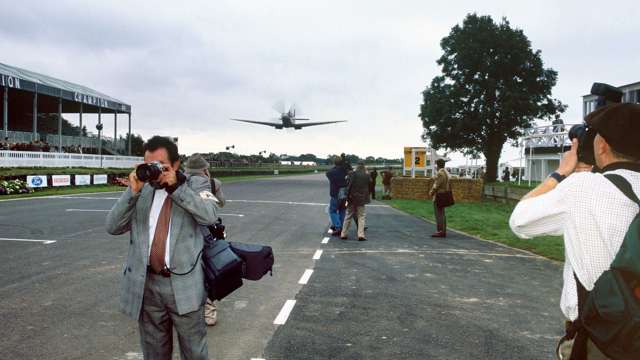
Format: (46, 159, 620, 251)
(184, 154, 209, 173)
(585, 103, 640, 158)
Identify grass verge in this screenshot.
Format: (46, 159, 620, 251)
(382, 196, 563, 261)
(0, 173, 315, 200)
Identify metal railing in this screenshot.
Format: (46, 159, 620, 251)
(0, 150, 141, 168)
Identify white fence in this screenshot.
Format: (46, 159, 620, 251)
(0, 150, 142, 168)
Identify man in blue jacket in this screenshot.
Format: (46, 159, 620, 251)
(326, 158, 348, 236)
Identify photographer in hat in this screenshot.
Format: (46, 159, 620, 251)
(509, 103, 640, 359)
(184, 154, 226, 327)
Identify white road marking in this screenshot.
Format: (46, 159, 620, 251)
(0, 191, 125, 202)
(298, 269, 314, 285)
(66, 209, 109, 212)
(312, 249, 323, 260)
(274, 248, 542, 259)
(227, 199, 390, 208)
(321, 237, 330, 244)
(64, 209, 245, 217)
(273, 300, 296, 325)
(54, 196, 120, 200)
(0, 238, 56, 245)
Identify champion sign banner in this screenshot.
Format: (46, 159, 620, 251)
(52, 175, 71, 187)
(26, 175, 48, 188)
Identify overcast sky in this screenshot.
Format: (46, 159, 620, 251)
(0, 0, 638, 165)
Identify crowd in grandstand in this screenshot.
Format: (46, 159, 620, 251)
(0, 138, 101, 154)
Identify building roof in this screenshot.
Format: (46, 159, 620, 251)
(582, 81, 640, 99)
(0, 62, 130, 113)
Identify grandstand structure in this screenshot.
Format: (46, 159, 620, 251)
(0, 62, 140, 167)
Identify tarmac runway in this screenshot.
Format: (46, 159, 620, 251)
(0, 173, 564, 359)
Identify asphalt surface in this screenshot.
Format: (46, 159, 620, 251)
(0, 173, 564, 359)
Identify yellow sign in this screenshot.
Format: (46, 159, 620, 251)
(404, 147, 427, 168)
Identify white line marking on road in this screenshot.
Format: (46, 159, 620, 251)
(0, 191, 125, 202)
(312, 249, 323, 260)
(273, 300, 296, 325)
(321, 237, 330, 244)
(64, 209, 245, 217)
(0, 238, 57, 244)
(251, 358, 266, 360)
(227, 199, 390, 208)
(66, 209, 109, 212)
(298, 269, 314, 285)
(54, 196, 120, 200)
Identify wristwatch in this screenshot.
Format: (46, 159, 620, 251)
(549, 172, 566, 183)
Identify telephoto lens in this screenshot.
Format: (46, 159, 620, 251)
(136, 161, 164, 182)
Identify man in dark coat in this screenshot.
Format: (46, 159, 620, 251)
(326, 158, 348, 236)
(340, 162, 371, 241)
(369, 168, 378, 199)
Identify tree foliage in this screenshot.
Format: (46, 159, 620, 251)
(419, 14, 566, 182)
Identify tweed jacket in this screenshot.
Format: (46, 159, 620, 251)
(106, 175, 217, 319)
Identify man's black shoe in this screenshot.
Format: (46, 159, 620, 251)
(358, 237, 367, 241)
(330, 225, 336, 231)
(331, 230, 342, 237)
(340, 236, 348, 240)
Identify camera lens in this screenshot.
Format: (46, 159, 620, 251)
(136, 163, 163, 182)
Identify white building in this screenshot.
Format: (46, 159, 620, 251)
(521, 81, 640, 183)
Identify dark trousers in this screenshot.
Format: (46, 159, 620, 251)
(139, 272, 208, 360)
(433, 201, 446, 233)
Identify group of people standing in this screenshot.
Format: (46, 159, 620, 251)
(326, 155, 395, 241)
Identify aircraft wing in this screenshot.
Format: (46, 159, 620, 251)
(230, 119, 281, 128)
(294, 120, 347, 128)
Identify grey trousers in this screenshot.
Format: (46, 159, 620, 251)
(433, 201, 446, 232)
(341, 205, 366, 238)
(139, 272, 209, 360)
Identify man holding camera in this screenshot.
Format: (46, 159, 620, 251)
(106, 136, 218, 359)
(509, 103, 640, 359)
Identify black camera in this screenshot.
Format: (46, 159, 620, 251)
(136, 161, 164, 182)
(208, 218, 226, 240)
(568, 83, 623, 165)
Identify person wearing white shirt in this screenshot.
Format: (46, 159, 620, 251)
(509, 103, 640, 359)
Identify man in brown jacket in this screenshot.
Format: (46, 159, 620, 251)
(429, 159, 450, 238)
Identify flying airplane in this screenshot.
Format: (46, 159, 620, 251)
(231, 103, 346, 130)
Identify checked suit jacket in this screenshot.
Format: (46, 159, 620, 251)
(106, 176, 217, 320)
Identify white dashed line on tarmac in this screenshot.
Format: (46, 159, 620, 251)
(64, 209, 245, 217)
(0, 238, 56, 245)
(298, 269, 314, 285)
(312, 249, 323, 260)
(273, 300, 296, 325)
(321, 237, 330, 244)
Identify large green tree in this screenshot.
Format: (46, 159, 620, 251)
(420, 14, 566, 182)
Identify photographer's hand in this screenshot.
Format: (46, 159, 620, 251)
(159, 167, 178, 188)
(129, 166, 144, 194)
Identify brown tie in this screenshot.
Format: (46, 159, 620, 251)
(150, 196, 172, 273)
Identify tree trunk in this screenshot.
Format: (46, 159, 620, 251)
(483, 138, 504, 183)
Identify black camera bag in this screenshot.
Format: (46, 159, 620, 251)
(230, 242, 274, 281)
(200, 226, 244, 301)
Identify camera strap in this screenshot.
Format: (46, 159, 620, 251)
(167, 225, 214, 276)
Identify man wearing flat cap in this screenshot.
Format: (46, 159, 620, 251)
(509, 103, 640, 359)
(184, 154, 226, 327)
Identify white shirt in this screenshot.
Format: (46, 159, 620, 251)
(509, 167, 640, 320)
(148, 189, 172, 268)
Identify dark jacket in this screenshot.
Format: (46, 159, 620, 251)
(326, 165, 348, 197)
(347, 170, 371, 206)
